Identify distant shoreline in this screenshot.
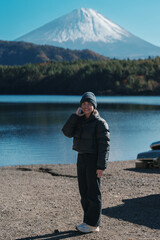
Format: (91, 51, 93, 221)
(1, 95, 160, 105)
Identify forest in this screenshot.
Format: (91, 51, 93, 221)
(0, 57, 160, 95)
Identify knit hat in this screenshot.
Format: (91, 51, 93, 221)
(80, 92, 97, 109)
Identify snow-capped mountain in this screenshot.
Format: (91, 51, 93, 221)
(16, 8, 160, 59)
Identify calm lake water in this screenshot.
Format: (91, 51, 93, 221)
(0, 95, 160, 167)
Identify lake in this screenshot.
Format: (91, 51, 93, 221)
(0, 95, 160, 167)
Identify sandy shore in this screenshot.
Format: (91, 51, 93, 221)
(0, 160, 159, 240)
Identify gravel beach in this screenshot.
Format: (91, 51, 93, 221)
(0, 160, 159, 240)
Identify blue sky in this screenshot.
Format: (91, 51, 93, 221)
(1, 0, 160, 47)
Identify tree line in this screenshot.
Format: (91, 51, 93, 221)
(0, 57, 160, 95)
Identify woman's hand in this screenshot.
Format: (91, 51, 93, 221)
(76, 107, 85, 117)
(96, 169, 104, 178)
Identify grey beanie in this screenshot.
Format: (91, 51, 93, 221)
(80, 92, 97, 109)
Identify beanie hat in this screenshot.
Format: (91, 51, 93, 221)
(80, 92, 97, 109)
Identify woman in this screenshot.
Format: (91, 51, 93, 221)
(62, 92, 110, 233)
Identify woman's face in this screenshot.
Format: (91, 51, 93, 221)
(81, 101, 94, 117)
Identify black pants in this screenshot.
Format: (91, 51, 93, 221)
(77, 153, 101, 227)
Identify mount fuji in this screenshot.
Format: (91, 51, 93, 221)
(16, 8, 160, 59)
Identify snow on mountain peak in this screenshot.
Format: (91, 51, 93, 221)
(50, 8, 130, 43)
(16, 8, 160, 59)
(72, 8, 130, 42)
(17, 8, 130, 45)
